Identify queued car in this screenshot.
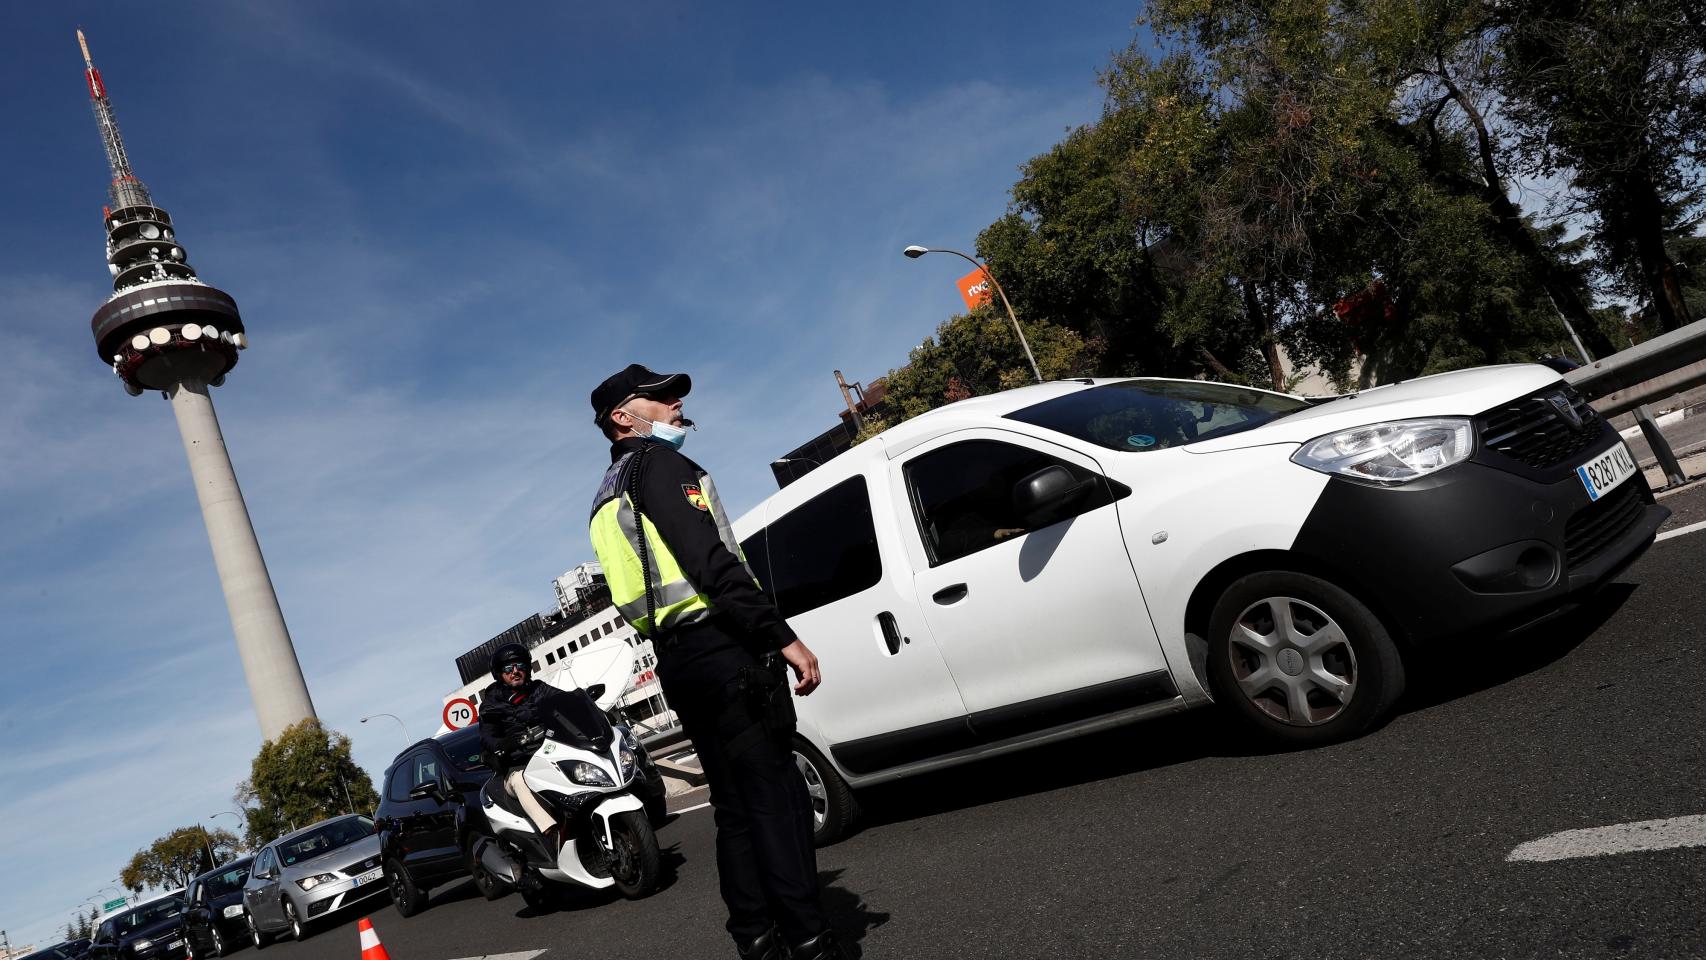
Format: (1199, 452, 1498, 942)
(182, 857, 253, 959)
(242, 816, 384, 945)
(18, 940, 91, 960)
(375, 726, 498, 916)
(732, 367, 1669, 843)
(88, 897, 187, 960)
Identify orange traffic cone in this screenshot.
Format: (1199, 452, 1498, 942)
(358, 917, 392, 960)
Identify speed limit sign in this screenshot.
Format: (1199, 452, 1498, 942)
(442, 697, 478, 730)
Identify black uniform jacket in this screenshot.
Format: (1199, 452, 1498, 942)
(610, 437, 797, 652)
(478, 678, 551, 773)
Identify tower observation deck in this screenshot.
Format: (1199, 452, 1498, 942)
(77, 31, 316, 741)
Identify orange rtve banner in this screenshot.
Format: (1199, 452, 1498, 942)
(956, 267, 993, 311)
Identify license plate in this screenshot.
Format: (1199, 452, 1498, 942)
(1577, 442, 1638, 500)
(168, 941, 185, 949)
(353, 867, 383, 887)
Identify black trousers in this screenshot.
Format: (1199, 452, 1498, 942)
(658, 620, 826, 945)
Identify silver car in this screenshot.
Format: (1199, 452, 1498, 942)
(242, 815, 385, 945)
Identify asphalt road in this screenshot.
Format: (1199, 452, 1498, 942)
(248, 525, 1706, 960)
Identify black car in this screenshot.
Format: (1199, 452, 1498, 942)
(182, 857, 253, 959)
(376, 723, 668, 916)
(374, 726, 498, 916)
(18, 940, 90, 960)
(88, 897, 188, 960)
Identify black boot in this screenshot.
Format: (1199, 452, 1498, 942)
(790, 929, 854, 960)
(736, 927, 785, 960)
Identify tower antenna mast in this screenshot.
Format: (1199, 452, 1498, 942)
(76, 32, 316, 741)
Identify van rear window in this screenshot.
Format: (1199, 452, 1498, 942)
(746, 477, 881, 617)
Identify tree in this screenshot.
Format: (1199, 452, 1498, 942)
(235, 719, 379, 849)
(1497, 0, 1706, 331)
(871, 310, 1103, 427)
(119, 826, 241, 893)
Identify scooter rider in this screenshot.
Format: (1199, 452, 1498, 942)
(477, 643, 561, 850)
(587, 365, 850, 960)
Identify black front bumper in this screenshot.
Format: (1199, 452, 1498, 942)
(1289, 421, 1669, 644)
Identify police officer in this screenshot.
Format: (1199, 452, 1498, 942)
(587, 365, 850, 960)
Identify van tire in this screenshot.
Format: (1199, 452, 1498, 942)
(792, 738, 859, 846)
(1207, 570, 1405, 745)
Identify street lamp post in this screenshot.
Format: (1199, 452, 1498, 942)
(904, 245, 1043, 384)
(361, 713, 412, 744)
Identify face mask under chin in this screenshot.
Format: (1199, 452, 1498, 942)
(628, 411, 689, 451)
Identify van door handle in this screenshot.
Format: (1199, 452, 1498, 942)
(932, 583, 969, 605)
(877, 611, 907, 655)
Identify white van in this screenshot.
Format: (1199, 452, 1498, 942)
(733, 369, 1667, 844)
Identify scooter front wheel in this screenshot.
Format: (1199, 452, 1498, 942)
(608, 810, 660, 899)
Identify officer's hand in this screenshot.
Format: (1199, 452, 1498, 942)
(780, 639, 821, 696)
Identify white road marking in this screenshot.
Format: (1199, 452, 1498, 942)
(447, 952, 547, 960)
(1655, 519, 1706, 542)
(1508, 814, 1706, 862)
(675, 800, 712, 814)
(1619, 409, 1687, 439)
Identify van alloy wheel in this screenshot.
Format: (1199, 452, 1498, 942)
(1228, 595, 1358, 726)
(1207, 570, 1406, 746)
(791, 739, 860, 846)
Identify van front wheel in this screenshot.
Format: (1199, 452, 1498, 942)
(792, 738, 859, 847)
(1207, 571, 1405, 746)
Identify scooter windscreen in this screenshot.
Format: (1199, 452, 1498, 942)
(535, 686, 615, 752)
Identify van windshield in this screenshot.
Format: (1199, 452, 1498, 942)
(1006, 380, 1308, 452)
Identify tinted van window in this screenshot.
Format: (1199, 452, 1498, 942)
(754, 476, 880, 617)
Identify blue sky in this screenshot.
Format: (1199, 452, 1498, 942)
(0, 2, 1150, 945)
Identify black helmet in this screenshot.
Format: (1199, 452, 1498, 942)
(490, 642, 532, 683)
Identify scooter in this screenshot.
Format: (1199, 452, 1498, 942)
(470, 675, 662, 908)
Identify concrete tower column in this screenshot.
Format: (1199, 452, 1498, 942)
(169, 379, 315, 740)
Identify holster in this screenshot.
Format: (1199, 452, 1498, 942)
(723, 653, 796, 759)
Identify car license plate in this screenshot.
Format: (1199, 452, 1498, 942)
(353, 867, 383, 887)
(168, 940, 185, 949)
(1577, 442, 1638, 501)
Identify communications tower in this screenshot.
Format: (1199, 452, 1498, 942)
(77, 30, 316, 740)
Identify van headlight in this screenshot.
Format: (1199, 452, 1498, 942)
(560, 760, 615, 787)
(1292, 418, 1474, 484)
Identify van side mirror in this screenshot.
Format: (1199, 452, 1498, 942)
(1012, 465, 1095, 529)
(584, 683, 606, 701)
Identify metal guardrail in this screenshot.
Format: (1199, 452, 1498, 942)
(1566, 318, 1706, 410)
(1567, 318, 1706, 487)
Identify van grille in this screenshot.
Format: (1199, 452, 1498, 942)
(1565, 482, 1644, 569)
(1477, 385, 1600, 469)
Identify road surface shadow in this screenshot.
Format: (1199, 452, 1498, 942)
(508, 843, 688, 917)
(819, 867, 889, 957)
(1398, 580, 1637, 712)
(845, 581, 1640, 840)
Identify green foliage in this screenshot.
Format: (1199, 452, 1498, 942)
(871, 310, 1103, 427)
(235, 719, 380, 849)
(119, 826, 242, 893)
(1497, 0, 1705, 330)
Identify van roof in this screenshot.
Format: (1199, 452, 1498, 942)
(740, 376, 1257, 530)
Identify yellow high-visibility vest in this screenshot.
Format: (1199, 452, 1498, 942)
(589, 450, 721, 636)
